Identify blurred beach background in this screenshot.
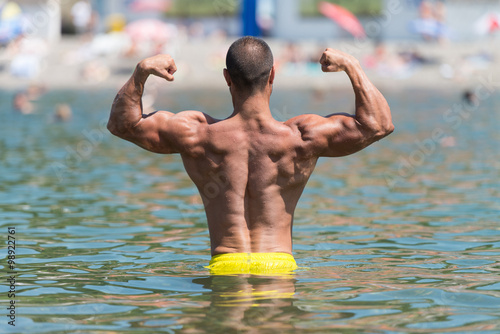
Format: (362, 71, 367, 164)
(1, 1, 500, 333)
(1, 0, 500, 93)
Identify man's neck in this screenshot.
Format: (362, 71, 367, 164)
(230, 91, 272, 120)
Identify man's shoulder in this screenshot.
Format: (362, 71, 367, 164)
(280, 114, 329, 159)
(167, 110, 221, 156)
(173, 110, 219, 125)
(284, 114, 325, 133)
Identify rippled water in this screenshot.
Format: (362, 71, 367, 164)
(1, 88, 499, 333)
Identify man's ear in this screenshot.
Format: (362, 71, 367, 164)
(269, 66, 275, 85)
(223, 68, 231, 87)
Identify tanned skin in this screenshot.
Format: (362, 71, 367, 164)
(108, 48, 394, 256)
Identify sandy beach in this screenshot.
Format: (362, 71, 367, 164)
(1, 35, 499, 93)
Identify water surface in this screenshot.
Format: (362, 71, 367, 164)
(1, 88, 499, 333)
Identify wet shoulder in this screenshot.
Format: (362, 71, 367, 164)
(173, 110, 220, 125)
(283, 114, 326, 157)
(171, 111, 220, 155)
(284, 114, 324, 135)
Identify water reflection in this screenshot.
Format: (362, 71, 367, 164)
(188, 274, 301, 332)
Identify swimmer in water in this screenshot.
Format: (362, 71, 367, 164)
(107, 37, 394, 274)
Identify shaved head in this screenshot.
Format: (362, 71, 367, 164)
(226, 36, 274, 93)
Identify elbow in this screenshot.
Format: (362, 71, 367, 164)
(107, 115, 140, 140)
(107, 120, 125, 137)
(371, 122, 395, 141)
(107, 121, 118, 136)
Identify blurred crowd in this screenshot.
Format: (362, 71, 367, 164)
(1, 0, 498, 118)
(411, 0, 449, 43)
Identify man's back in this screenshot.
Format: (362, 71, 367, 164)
(107, 37, 393, 270)
(181, 113, 317, 255)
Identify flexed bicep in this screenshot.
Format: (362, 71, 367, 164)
(125, 110, 207, 155)
(292, 114, 378, 158)
(297, 48, 394, 157)
(108, 54, 209, 155)
(316, 114, 381, 157)
(120, 110, 175, 154)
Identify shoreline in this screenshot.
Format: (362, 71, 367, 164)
(1, 36, 499, 92)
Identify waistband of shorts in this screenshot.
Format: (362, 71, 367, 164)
(206, 252, 298, 276)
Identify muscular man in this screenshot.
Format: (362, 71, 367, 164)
(108, 37, 394, 274)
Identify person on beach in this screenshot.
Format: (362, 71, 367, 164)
(107, 37, 394, 275)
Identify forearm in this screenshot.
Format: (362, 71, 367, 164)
(345, 61, 393, 136)
(108, 64, 149, 136)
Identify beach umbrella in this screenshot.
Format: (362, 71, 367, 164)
(126, 19, 174, 42)
(318, 1, 366, 39)
(129, 0, 171, 13)
(475, 12, 500, 35)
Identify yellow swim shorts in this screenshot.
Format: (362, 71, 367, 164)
(206, 252, 298, 275)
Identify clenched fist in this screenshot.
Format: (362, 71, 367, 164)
(138, 54, 177, 82)
(319, 48, 359, 73)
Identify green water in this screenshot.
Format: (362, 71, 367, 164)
(1, 88, 499, 333)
